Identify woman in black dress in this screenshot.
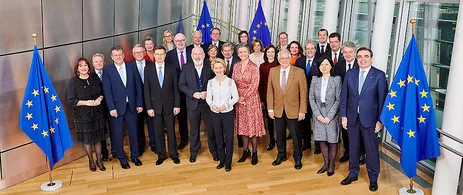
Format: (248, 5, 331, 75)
(67, 58, 106, 172)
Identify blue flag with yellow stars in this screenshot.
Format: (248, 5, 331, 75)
(19, 45, 73, 169)
(196, 0, 214, 44)
(248, 0, 272, 47)
(380, 35, 440, 178)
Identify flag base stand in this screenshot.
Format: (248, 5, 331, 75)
(399, 187, 424, 195)
(40, 180, 62, 192)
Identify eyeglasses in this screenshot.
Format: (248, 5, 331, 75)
(133, 51, 145, 55)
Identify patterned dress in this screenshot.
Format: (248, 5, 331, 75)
(232, 60, 266, 137)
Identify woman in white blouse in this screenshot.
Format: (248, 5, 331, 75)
(206, 58, 239, 172)
(249, 39, 265, 68)
(309, 55, 342, 177)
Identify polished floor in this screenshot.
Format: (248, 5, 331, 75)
(1, 129, 433, 195)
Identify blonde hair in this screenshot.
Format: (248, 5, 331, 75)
(211, 58, 227, 74)
(163, 30, 174, 44)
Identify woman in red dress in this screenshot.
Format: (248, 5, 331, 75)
(232, 43, 266, 165)
(144, 35, 155, 62)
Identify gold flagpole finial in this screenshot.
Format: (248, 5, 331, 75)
(32, 33, 38, 45)
(410, 19, 416, 35)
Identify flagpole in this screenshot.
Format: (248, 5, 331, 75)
(408, 19, 417, 195)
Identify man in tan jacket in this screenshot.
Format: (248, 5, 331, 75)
(267, 49, 308, 170)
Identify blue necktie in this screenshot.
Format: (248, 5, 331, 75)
(358, 70, 365, 93)
(306, 60, 311, 77)
(118, 66, 126, 87)
(138, 62, 144, 83)
(158, 66, 163, 87)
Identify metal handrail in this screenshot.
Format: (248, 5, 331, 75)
(437, 128, 463, 158)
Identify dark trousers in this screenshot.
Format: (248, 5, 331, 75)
(109, 104, 139, 162)
(263, 102, 275, 143)
(177, 95, 189, 141)
(153, 112, 179, 159)
(137, 110, 156, 151)
(300, 113, 312, 147)
(275, 111, 302, 161)
(212, 111, 234, 167)
(188, 102, 217, 157)
(348, 117, 380, 181)
(342, 126, 365, 156)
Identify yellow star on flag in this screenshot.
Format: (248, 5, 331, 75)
(421, 104, 430, 112)
(264, 22, 268, 26)
(407, 75, 414, 83)
(55, 118, 59, 124)
(257, 24, 261, 28)
(418, 115, 426, 123)
(201, 24, 205, 28)
(206, 23, 210, 27)
(43, 86, 49, 94)
(397, 79, 405, 88)
(415, 79, 420, 86)
(49, 127, 55, 133)
(51, 94, 57, 102)
(391, 115, 399, 123)
(26, 100, 33, 108)
(32, 89, 39, 97)
(32, 123, 39, 130)
(389, 90, 397, 98)
(41, 130, 49, 137)
(407, 129, 415, 138)
(253, 30, 257, 34)
(55, 105, 61, 113)
(252, 37, 256, 40)
(419, 89, 428, 98)
(26, 113, 33, 120)
(386, 102, 395, 111)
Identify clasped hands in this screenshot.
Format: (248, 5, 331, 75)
(193, 92, 207, 100)
(87, 96, 104, 107)
(212, 105, 227, 112)
(317, 115, 331, 124)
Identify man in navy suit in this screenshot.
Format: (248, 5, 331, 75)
(102, 45, 143, 169)
(166, 33, 192, 150)
(295, 40, 319, 152)
(339, 47, 387, 192)
(324, 32, 344, 65)
(178, 47, 217, 163)
(315, 29, 331, 58)
(186, 31, 207, 54)
(205, 28, 225, 59)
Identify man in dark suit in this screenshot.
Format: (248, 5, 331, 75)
(205, 28, 225, 59)
(186, 31, 207, 54)
(267, 49, 308, 170)
(324, 32, 344, 65)
(315, 29, 331, 58)
(166, 33, 192, 150)
(294, 40, 319, 153)
(132, 44, 157, 156)
(339, 47, 388, 192)
(102, 46, 143, 169)
(144, 46, 181, 165)
(178, 47, 217, 163)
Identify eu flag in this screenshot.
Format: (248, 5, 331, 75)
(248, 0, 272, 47)
(380, 35, 440, 178)
(196, 0, 214, 44)
(19, 46, 73, 169)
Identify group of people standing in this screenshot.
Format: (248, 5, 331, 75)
(66, 27, 387, 192)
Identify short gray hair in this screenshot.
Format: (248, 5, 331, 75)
(92, 53, 104, 60)
(235, 42, 250, 53)
(278, 49, 290, 59)
(132, 44, 145, 52)
(304, 40, 316, 48)
(222, 42, 234, 51)
(191, 47, 205, 56)
(342, 41, 357, 52)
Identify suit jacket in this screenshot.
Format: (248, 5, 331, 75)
(102, 62, 143, 115)
(178, 62, 215, 111)
(340, 66, 388, 128)
(309, 76, 342, 123)
(267, 66, 308, 119)
(225, 56, 240, 78)
(186, 44, 207, 54)
(334, 59, 359, 82)
(133, 60, 154, 105)
(294, 56, 319, 87)
(165, 48, 193, 78)
(315, 43, 331, 58)
(143, 63, 181, 115)
(205, 40, 225, 59)
(324, 50, 345, 64)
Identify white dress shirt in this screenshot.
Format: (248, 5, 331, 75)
(155, 63, 165, 84)
(320, 77, 329, 103)
(279, 65, 290, 86)
(206, 77, 239, 113)
(115, 63, 127, 86)
(331, 50, 340, 62)
(136, 59, 146, 82)
(195, 64, 203, 77)
(319, 43, 327, 53)
(346, 60, 355, 72)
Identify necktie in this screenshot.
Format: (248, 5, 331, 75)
(138, 62, 144, 83)
(358, 70, 365, 93)
(333, 53, 338, 64)
(348, 63, 352, 70)
(281, 70, 286, 93)
(118, 66, 126, 87)
(226, 59, 230, 75)
(180, 51, 185, 69)
(158, 66, 163, 87)
(306, 60, 311, 77)
(321, 45, 325, 53)
(97, 70, 103, 81)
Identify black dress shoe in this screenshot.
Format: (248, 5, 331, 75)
(272, 156, 287, 166)
(359, 155, 366, 165)
(189, 156, 197, 163)
(266, 142, 275, 151)
(251, 151, 258, 165)
(155, 158, 166, 166)
(286, 134, 292, 140)
(314, 147, 321, 154)
(327, 171, 334, 176)
(369, 181, 378, 191)
(294, 160, 302, 170)
(172, 157, 181, 164)
(120, 161, 131, 169)
(89, 161, 96, 172)
(96, 160, 106, 171)
(339, 153, 349, 162)
(340, 176, 358, 185)
(237, 149, 251, 163)
(178, 140, 188, 150)
(317, 166, 328, 174)
(213, 156, 219, 161)
(151, 147, 157, 154)
(302, 145, 309, 151)
(216, 162, 225, 169)
(225, 165, 232, 172)
(131, 158, 143, 166)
